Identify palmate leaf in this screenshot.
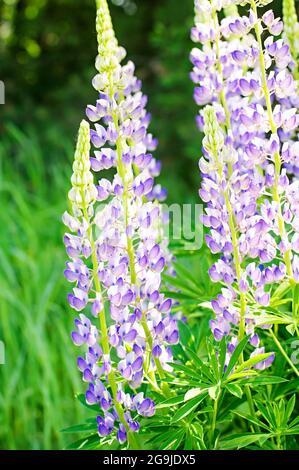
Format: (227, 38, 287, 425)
(147, 428, 185, 451)
(286, 427, 299, 435)
(178, 321, 196, 348)
(65, 433, 104, 450)
(161, 290, 199, 302)
(61, 419, 97, 433)
(208, 385, 220, 400)
(275, 378, 299, 399)
(218, 337, 227, 376)
(156, 395, 186, 409)
(232, 410, 270, 431)
(236, 376, 287, 386)
(224, 370, 258, 382)
(270, 281, 292, 303)
(254, 312, 294, 327)
(254, 401, 277, 429)
(220, 433, 270, 450)
(225, 383, 243, 399)
(172, 261, 203, 290)
(223, 336, 249, 379)
(283, 394, 296, 427)
(206, 338, 220, 380)
(169, 362, 203, 380)
(184, 347, 215, 382)
(228, 353, 273, 378)
(289, 416, 299, 428)
(171, 393, 207, 424)
(163, 275, 201, 298)
(184, 387, 206, 402)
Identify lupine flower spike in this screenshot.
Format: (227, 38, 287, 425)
(191, 0, 299, 374)
(63, 0, 178, 448)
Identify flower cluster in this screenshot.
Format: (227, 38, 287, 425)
(191, 0, 299, 365)
(63, 0, 178, 446)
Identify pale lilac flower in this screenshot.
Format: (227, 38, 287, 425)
(63, 0, 178, 445)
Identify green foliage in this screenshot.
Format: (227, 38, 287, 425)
(0, 0, 298, 451)
(0, 125, 88, 449)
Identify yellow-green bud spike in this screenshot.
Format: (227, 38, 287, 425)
(203, 105, 224, 158)
(93, 0, 126, 91)
(68, 120, 97, 211)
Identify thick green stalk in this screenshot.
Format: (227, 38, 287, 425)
(209, 392, 221, 448)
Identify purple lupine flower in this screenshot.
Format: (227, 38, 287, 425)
(63, 0, 178, 446)
(190, 0, 299, 367)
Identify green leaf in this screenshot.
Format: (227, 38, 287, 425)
(225, 383, 243, 399)
(206, 338, 220, 380)
(286, 324, 296, 336)
(236, 376, 287, 386)
(286, 426, 299, 435)
(232, 410, 269, 431)
(255, 314, 292, 326)
(208, 385, 220, 400)
(162, 290, 199, 301)
(185, 347, 215, 382)
(289, 416, 299, 428)
(223, 336, 249, 379)
(184, 388, 204, 402)
(171, 394, 207, 424)
(271, 281, 291, 303)
(284, 394, 296, 427)
(65, 434, 102, 450)
(156, 395, 186, 409)
(163, 274, 200, 297)
(232, 353, 273, 375)
(172, 261, 201, 288)
(255, 401, 276, 429)
(220, 433, 270, 450)
(61, 421, 96, 433)
(218, 337, 227, 376)
(169, 362, 202, 380)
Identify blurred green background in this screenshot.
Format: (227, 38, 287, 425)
(0, 0, 284, 449)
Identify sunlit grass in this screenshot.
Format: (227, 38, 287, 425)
(0, 124, 87, 449)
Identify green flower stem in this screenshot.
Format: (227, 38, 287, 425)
(251, 1, 294, 283)
(209, 392, 221, 448)
(269, 329, 299, 377)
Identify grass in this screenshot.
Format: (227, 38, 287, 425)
(0, 124, 88, 449)
(0, 120, 198, 449)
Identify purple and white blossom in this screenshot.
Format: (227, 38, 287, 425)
(191, 0, 299, 367)
(63, 0, 178, 446)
